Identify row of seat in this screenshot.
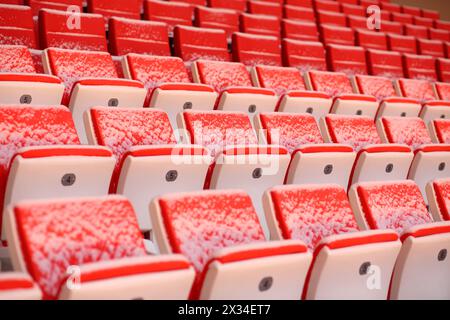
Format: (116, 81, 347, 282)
(1, 176, 450, 299)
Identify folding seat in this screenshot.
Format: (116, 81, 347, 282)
(366, 49, 404, 78)
(427, 178, 450, 221)
(239, 13, 280, 38)
(387, 34, 417, 54)
(194, 6, 239, 39)
(247, 0, 282, 18)
(413, 16, 434, 28)
(429, 28, 450, 42)
(435, 20, 450, 32)
(87, 0, 141, 21)
(124, 54, 216, 127)
(391, 12, 414, 25)
(355, 29, 388, 51)
(422, 8, 439, 20)
(150, 189, 312, 300)
(320, 114, 382, 151)
(315, 0, 340, 12)
(0, 45, 64, 105)
(285, 0, 312, 7)
(283, 5, 315, 22)
(306, 70, 354, 97)
(379, 20, 403, 35)
(0, 273, 41, 300)
(349, 144, 413, 188)
(207, 0, 246, 12)
(264, 184, 401, 299)
(4, 196, 195, 299)
(349, 180, 450, 299)
(28, 0, 83, 16)
(417, 39, 445, 58)
(420, 101, 450, 124)
(281, 20, 318, 42)
(320, 25, 354, 46)
(0, 105, 116, 241)
(402, 5, 421, 16)
(39, 9, 107, 51)
(396, 78, 438, 102)
(317, 10, 347, 27)
(85, 107, 211, 233)
(232, 32, 282, 67)
(429, 119, 450, 144)
(326, 44, 368, 75)
(381, 2, 401, 13)
(341, 3, 365, 16)
(45, 48, 147, 143)
(172, 0, 206, 5)
(180, 110, 290, 236)
(346, 15, 368, 30)
(435, 82, 450, 100)
(0, 4, 36, 48)
(402, 54, 437, 81)
(282, 39, 327, 72)
(377, 116, 433, 150)
(173, 26, 229, 62)
(353, 75, 397, 101)
(252, 65, 305, 96)
(144, 0, 193, 33)
(404, 24, 428, 40)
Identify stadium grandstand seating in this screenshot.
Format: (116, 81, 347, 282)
(0, 0, 450, 301)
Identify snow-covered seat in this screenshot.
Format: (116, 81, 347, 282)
(377, 116, 433, 149)
(427, 178, 450, 221)
(429, 119, 450, 144)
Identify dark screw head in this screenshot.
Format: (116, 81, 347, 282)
(324, 164, 333, 175)
(248, 104, 257, 113)
(439, 162, 446, 171)
(108, 98, 119, 107)
(359, 262, 371, 275)
(20, 94, 32, 104)
(61, 173, 76, 186)
(306, 107, 313, 114)
(438, 249, 447, 261)
(165, 170, 178, 182)
(441, 114, 446, 119)
(356, 110, 362, 116)
(183, 102, 192, 110)
(400, 112, 406, 117)
(258, 277, 273, 292)
(385, 163, 394, 173)
(252, 168, 262, 179)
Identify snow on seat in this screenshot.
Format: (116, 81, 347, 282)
(348, 180, 450, 299)
(0, 45, 64, 105)
(45, 48, 147, 143)
(38, 9, 107, 51)
(108, 18, 170, 56)
(125, 54, 217, 128)
(0, 4, 36, 48)
(396, 78, 438, 103)
(4, 196, 195, 300)
(419, 101, 450, 123)
(239, 13, 280, 38)
(366, 49, 404, 79)
(252, 65, 305, 96)
(354, 75, 397, 102)
(349, 144, 413, 189)
(320, 114, 382, 152)
(427, 178, 450, 221)
(255, 112, 324, 153)
(173, 26, 230, 62)
(264, 184, 400, 299)
(195, 6, 239, 39)
(430, 119, 450, 144)
(85, 106, 211, 233)
(87, 0, 141, 22)
(231, 32, 282, 67)
(144, 0, 194, 33)
(282, 39, 327, 72)
(192, 59, 277, 119)
(150, 189, 311, 300)
(326, 44, 368, 76)
(377, 116, 433, 150)
(402, 54, 438, 81)
(0, 273, 41, 300)
(407, 145, 450, 200)
(0, 105, 115, 241)
(306, 70, 353, 97)
(435, 82, 450, 101)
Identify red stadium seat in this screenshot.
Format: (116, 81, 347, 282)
(326, 44, 367, 75)
(45, 48, 147, 142)
(355, 29, 388, 50)
(405, 24, 429, 40)
(247, 0, 282, 18)
(232, 32, 282, 66)
(0, 4, 36, 48)
(402, 54, 437, 81)
(28, 0, 83, 16)
(417, 39, 445, 58)
(419, 101, 450, 123)
(194, 6, 239, 38)
(387, 34, 417, 54)
(315, 0, 340, 12)
(282, 39, 327, 72)
(366, 49, 404, 78)
(265, 184, 400, 299)
(377, 116, 432, 149)
(125, 54, 216, 126)
(39, 9, 107, 51)
(108, 18, 170, 56)
(396, 78, 437, 102)
(354, 75, 397, 101)
(349, 180, 450, 300)
(150, 189, 311, 299)
(379, 20, 403, 35)
(5, 196, 195, 299)
(283, 5, 315, 22)
(252, 65, 305, 96)
(427, 178, 450, 220)
(435, 82, 450, 100)
(282, 19, 318, 42)
(429, 119, 450, 144)
(320, 25, 354, 46)
(429, 28, 450, 42)
(402, 5, 421, 16)
(87, 0, 141, 21)
(341, 3, 365, 16)
(422, 8, 439, 20)
(144, 0, 193, 32)
(0, 273, 41, 300)
(85, 107, 210, 232)
(174, 25, 229, 62)
(285, 0, 312, 7)
(317, 10, 347, 27)
(306, 70, 354, 97)
(391, 12, 414, 25)
(382, 2, 401, 13)
(435, 20, 450, 32)
(413, 16, 434, 28)
(207, 0, 246, 11)
(346, 15, 368, 29)
(239, 13, 280, 37)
